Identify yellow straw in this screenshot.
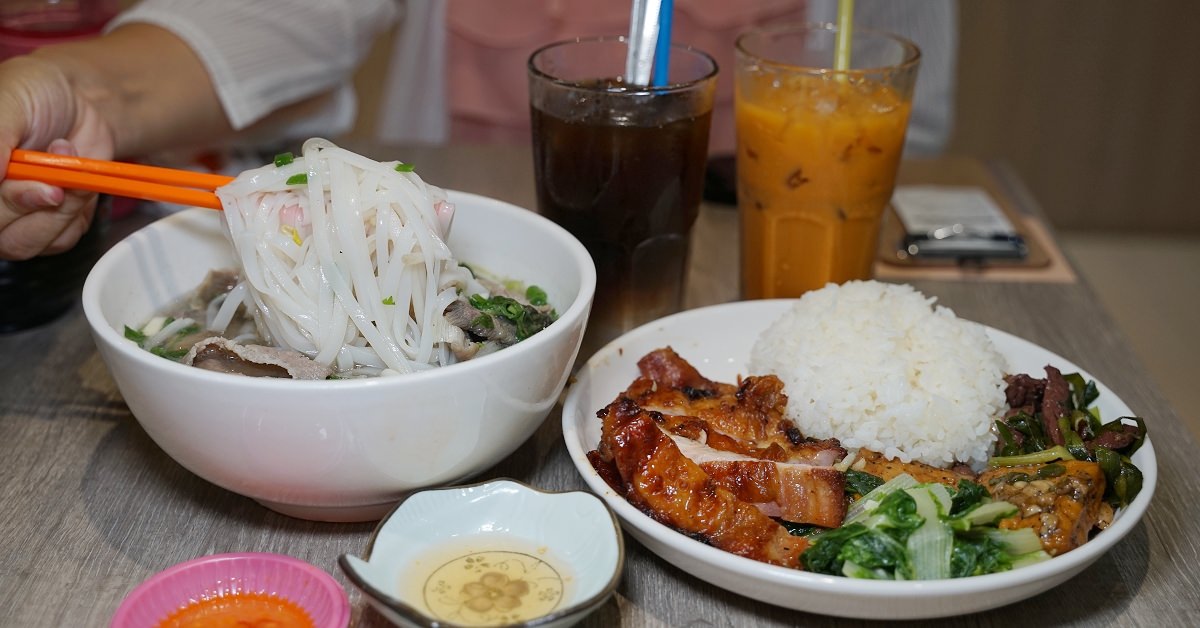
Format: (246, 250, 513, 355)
(834, 0, 855, 72)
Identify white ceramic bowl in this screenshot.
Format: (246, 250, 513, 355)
(562, 300, 1157, 620)
(83, 191, 595, 522)
(339, 479, 623, 628)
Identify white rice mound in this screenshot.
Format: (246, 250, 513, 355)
(749, 281, 1008, 470)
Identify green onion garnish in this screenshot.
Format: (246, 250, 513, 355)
(394, 162, 415, 173)
(382, 296, 395, 305)
(526, 285, 548, 306)
(286, 173, 308, 185)
(273, 152, 295, 167)
(124, 325, 147, 344)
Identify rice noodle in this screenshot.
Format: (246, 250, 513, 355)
(207, 282, 247, 333)
(215, 138, 464, 376)
(145, 317, 196, 350)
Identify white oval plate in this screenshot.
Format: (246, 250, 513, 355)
(561, 299, 1156, 620)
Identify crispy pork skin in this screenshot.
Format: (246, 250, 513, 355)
(596, 397, 807, 567)
(628, 347, 846, 467)
(636, 346, 719, 393)
(667, 432, 847, 527)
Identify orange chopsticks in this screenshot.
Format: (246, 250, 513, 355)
(5, 149, 234, 210)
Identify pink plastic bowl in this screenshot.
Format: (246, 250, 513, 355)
(110, 552, 350, 628)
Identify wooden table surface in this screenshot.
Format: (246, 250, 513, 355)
(1, 144, 1195, 627)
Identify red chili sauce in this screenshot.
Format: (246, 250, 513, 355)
(154, 591, 315, 628)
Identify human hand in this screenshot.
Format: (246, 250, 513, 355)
(0, 55, 116, 261)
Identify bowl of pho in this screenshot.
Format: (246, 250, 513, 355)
(82, 139, 596, 522)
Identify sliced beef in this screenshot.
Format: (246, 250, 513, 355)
(1088, 425, 1141, 452)
(1041, 365, 1070, 445)
(1004, 373, 1045, 408)
(183, 337, 332, 380)
(443, 298, 519, 345)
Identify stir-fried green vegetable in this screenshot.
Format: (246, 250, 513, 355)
(802, 474, 1050, 579)
(844, 469, 884, 499)
(992, 372, 1146, 507)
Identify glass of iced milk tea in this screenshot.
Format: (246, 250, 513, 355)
(528, 37, 717, 360)
(735, 23, 920, 298)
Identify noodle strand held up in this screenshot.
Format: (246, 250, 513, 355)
(216, 138, 465, 377)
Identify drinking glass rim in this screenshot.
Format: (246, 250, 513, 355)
(735, 21, 921, 75)
(527, 35, 719, 94)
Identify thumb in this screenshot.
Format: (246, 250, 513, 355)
(46, 137, 77, 157)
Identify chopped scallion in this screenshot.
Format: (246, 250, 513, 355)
(525, 285, 548, 306)
(286, 173, 308, 185)
(124, 325, 147, 344)
(273, 152, 295, 166)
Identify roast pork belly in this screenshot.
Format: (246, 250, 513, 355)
(595, 397, 807, 568)
(667, 432, 846, 528)
(628, 347, 846, 467)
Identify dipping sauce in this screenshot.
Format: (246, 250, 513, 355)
(154, 591, 314, 628)
(403, 540, 569, 626)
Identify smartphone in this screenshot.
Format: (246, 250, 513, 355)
(892, 186, 1028, 261)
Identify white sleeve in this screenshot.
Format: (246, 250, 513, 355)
(107, 0, 399, 132)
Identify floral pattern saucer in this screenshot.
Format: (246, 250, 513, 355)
(340, 479, 622, 627)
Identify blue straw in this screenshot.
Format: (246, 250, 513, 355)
(651, 0, 673, 86)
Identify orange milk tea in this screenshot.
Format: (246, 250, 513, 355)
(736, 74, 911, 298)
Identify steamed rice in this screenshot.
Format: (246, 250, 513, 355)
(749, 281, 1008, 469)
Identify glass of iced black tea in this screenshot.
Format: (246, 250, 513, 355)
(527, 37, 717, 361)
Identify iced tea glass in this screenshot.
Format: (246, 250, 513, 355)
(528, 37, 717, 359)
(736, 23, 920, 298)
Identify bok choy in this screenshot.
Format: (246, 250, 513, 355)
(802, 473, 1051, 579)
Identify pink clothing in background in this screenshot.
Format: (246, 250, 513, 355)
(445, 0, 806, 153)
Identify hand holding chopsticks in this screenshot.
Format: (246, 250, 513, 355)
(5, 149, 232, 210)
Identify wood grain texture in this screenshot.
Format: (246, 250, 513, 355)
(1, 146, 1196, 627)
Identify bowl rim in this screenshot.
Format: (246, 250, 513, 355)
(337, 477, 625, 627)
(82, 190, 597, 390)
(110, 551, 350, 628)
